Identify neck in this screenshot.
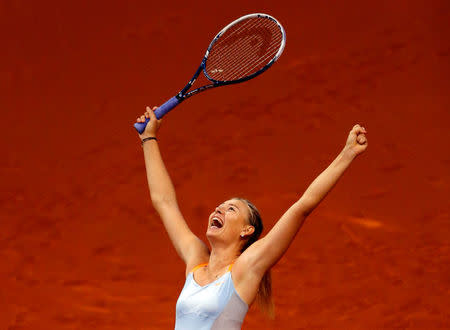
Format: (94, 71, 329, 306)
(207, 242, 240, 274)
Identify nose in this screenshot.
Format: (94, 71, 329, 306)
(215, 206, 223, 214)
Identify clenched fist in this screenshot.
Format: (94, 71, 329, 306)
(343, 124, 368, 158)
(136, 106, 163, 139)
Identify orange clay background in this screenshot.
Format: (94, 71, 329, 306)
(1, 0, 449, 329)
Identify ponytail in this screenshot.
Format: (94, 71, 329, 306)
(256, 270, 274, 319)
(234, 198, 275, 319)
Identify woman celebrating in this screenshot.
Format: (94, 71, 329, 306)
(136, 106, 368, 329)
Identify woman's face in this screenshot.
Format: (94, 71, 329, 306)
(206, 199, 253, 244)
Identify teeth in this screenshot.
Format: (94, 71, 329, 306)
(211, 217, 223, 228)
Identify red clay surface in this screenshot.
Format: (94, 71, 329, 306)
(1, 1, 449, 329)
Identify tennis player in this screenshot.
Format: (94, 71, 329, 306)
(136, 106, 368, 329)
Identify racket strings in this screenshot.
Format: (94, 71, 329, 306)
(214, 26, 275, 68)
(208, 32, 281, 80)
(213, 17, 256, 50)
(205, 17, 283, 82)
(207, 19, 277, 78)
(210, 37, 281, 80)
(211, 18, 275, 58)
(210, 31, 281, 81)
(221, 31, 282, 80)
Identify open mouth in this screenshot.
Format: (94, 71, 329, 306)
(211, 217, 223, 229)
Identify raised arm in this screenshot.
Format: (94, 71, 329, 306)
(243, 124, 368, 274)
(137, 107, 209, 265)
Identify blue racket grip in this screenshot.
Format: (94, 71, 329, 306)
(134, 96, 180, 134)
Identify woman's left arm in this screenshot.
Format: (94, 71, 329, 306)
(244, 124, 368, 274)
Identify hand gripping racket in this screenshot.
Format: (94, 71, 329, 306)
(134, 13, 286, 134)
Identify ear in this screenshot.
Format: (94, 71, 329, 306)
(240, 225, 255, 238)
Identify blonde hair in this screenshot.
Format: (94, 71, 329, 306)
(233, 197, 275, 319)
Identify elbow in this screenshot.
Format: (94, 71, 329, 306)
(150, 194, 164, 206)
(296, 197, 315, 217)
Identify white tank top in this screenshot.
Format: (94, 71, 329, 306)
(175, 263, 249, 329)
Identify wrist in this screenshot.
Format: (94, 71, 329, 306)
(140, 133, 157, 139)
(341, 147, 357, 161)
(141, 136, 157, 146)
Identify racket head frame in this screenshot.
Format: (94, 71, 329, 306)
(177, 13, 286, 101)
(203, 13, 286, 84)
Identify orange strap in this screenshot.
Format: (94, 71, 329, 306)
(191, 263, 208, 273)
(191, 263, 234, 273)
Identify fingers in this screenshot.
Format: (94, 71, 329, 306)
(147, 105, 163, 124)
(143, 106, 159, 119)
(136, 114, 146, 123)
(353, 124, 368, 145)
(347, 123, 368, 148)
(136, 106, 157, 123)
(352, 124, 367, 135)
(357, 134, 367, 145)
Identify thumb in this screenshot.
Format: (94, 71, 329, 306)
(147, 107, 162, 127)
(149, 106, 163, 125)
(148, 107, 157, 121)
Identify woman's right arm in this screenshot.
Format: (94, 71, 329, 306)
(137, 107, 209, 265)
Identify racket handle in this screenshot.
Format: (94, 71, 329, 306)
(133, 96, 180, 134)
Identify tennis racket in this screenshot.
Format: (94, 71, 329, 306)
(134, 13, 286, 134)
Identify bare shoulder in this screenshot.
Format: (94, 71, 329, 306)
(184, 240, 210, 277)
(231, 246, 266, 306)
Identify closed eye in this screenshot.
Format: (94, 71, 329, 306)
(228, 207, 235, 211)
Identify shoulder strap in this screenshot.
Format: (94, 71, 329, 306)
(190, 263, 208, 273)
(190, 263, 234, 274)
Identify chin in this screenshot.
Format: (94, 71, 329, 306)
(206, 227, 223, 239)
(206, 229, 217, 237)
